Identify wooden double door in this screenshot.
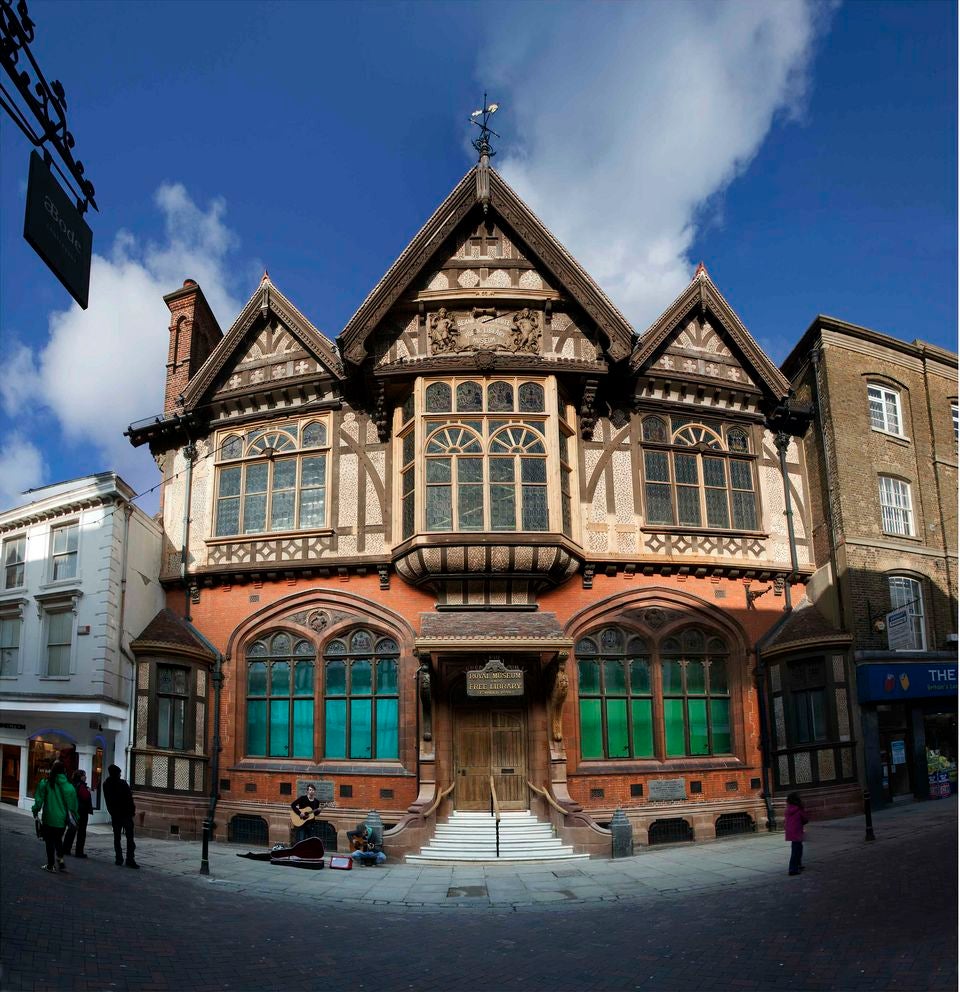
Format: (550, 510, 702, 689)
(454, 706, 527, 810)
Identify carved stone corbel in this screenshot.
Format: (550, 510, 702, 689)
(416, 654, 433, 742)
(549, 655, 569, 743)
(374, 382, 390, 443)
(580, 379, 599, 438)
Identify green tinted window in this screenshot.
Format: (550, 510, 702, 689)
(579, 699, 604, 759)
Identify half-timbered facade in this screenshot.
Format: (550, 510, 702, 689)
(127, 156, 860, 854)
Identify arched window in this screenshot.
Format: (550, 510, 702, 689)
(661, 630, 731, 756)
(245, 633, 315, 758)
(489, 427, 548, 531)
(323, 630, 399, 760)
(888, 575, 926, 650)
(640, 416, 757, 530)
(576, 627, 654, 759)
(425, 426, 484, 531)
(575, 625, 733, 760)
(215, 417, 330, 536)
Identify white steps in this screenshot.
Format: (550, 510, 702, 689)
(406, 810, 589, 864)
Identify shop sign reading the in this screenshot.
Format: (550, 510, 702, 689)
(466, 658, 524, 697)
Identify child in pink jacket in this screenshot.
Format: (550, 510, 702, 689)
(785, 791, 809, 876)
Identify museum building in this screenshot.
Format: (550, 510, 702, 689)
(126, 153, 863, 856)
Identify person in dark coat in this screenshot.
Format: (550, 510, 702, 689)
(784, 791, 810, 876)
(103, 764, 139, 869)
(63, 769, 93, 858)
(31, 759, 78, 873)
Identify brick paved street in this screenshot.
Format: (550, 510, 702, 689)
(1, 802, 955, 992)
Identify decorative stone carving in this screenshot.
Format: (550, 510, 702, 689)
(417, 657, 433, 742)
(580, 379, 599, 439)
(511, 308, 541, 353)
(549, 659, 569, 743)
(429, 308, 460, 354)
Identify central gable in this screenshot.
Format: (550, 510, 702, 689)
(338, 166, 636, 366)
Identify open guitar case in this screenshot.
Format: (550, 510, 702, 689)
(237, 837, 327, 869)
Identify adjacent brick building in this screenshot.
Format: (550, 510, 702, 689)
(783, 316, 958, 808)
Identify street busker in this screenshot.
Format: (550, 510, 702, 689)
(785, 791, 810, 876)
(64, 769, 93, 858)
(32, 759, 79, 873)
(103, 764, 139, 869)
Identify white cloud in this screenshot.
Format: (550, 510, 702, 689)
(1, 185, 242, 500)
(481, 0, 832, 331)
(0, 344, 40, 417)
(0, 434, 45, 508)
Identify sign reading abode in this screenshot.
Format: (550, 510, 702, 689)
(466, 658, 524, 697)
(23, 151, 93, 309)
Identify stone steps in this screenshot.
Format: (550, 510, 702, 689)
(406, 810, 589, 864)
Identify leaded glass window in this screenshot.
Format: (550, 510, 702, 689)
(640, 417, 758, 531)
(245, 634, 315, 758)
(661, 630, 731, 756)
(323, 631, 399, 760)
(156, 665, 189, 750)
(215, 418, 330, 537)
(576, 628, 654, 759)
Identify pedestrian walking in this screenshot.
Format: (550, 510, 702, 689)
(63, 769, 93, 858)
(103, 764, 139, 869)
(785, 791, 809, 876)
(31, 759, 79, 874)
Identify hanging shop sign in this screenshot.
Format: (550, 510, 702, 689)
(23, 151, 92, 309)
(885, 607, 917, 652)
(466, 658, 524, 697)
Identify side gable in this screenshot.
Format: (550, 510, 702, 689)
(630, 265, 790, 402)
(181, 275, 344, 411)
(338, 165, 636, 365)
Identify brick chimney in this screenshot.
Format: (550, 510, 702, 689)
(163, 279, 223, 415)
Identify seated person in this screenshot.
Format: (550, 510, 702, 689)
(291, 784, 321, 843)
(347, 821, 386, 865)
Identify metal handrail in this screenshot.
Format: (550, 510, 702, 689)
(421, 782, 455, 819)
(526, 780, 569, 817)
(489, 776, 501, 858)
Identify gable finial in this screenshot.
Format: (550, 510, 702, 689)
(261, 269, 271, 285)
(694, 261, 708, 280)
(470, 94, 500, 214)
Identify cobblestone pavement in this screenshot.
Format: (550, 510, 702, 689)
(1, 799, 955, 991)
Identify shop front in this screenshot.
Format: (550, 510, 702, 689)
(856, 653, 958, 806)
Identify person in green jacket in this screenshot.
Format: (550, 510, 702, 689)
(32, 759, 79, 873)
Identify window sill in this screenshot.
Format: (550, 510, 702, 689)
(871, 428, 910, 445)
(206, 528, 334, 546)
(571, 756, 744, 774)
(229, 759, 413, 776)
(38, 578, 82, 592)
(640, 525, 768, 539)
(880, 531, 921, 543)
(38, 675, 71, 681)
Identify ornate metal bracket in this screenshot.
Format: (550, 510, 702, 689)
(745, 583, 772, 610)
(0, 0, 98, 213)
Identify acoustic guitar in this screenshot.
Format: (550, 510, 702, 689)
(352, 835, 376, 853)
(290, 806, 324, 828)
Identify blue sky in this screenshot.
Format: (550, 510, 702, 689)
(0, 0, 956, 511)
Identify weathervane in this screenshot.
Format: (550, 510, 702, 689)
(469, 93, 500, 161)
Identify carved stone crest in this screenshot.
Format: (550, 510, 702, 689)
(511, 308, 541, 353)
(429, 308, 460, 354)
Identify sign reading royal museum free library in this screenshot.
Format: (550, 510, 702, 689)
(466, 659, 524, 697)
(23, 151, 92, 309)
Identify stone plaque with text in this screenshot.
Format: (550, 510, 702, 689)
(647, 778, 686, 801)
